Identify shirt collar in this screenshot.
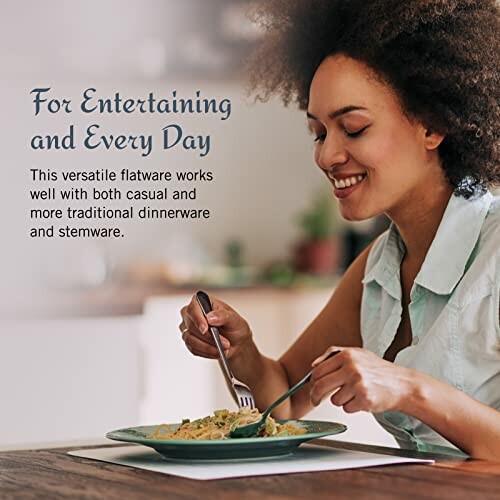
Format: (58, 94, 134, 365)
(362, 191, 493, 297)
(362, 223, 404, 300)
(414, 191, 492, 295)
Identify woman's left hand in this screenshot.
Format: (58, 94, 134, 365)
(309, 347, 415, 413)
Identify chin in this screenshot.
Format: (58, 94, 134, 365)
(338, 205, 375, 222)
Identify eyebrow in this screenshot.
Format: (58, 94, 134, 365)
(306, 105, 368, 120)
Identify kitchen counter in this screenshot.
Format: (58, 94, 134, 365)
(1, 440, 499, 499)
(9, 281, 336, 319)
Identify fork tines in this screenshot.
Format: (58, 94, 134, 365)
(239, 396, 255, 409)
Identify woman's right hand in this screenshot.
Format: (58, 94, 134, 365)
(179, 294, 253, 360)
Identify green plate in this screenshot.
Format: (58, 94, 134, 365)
(106, 420, 347, 461)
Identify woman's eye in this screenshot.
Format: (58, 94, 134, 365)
(344, 126, 369, 138)
(313, 126, 369, 142)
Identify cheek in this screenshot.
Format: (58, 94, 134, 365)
(353, 127, 421, 180)
(359, 127, 400, 165)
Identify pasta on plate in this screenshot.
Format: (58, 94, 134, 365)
(149, 407, 307, 440)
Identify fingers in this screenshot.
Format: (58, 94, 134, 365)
(204, 308, 232, 328)
(186, 296, 209, 335)
(312, 345, 341, 367)
(181, 297, 226, 342)
(179, 317, 230, 348)
(204, 308, 225, 324)
(330, 385, 356, 407)
(182, 309, 207, 338)
(310, 347, 389, 413)
(179, 294, 250, 360)
(309, 349, 367, 408)
(310, 349, 345, 383)
(310, 366, 350, 406)
(179, 296, 232, 359)
(342, 397, 363, 414)
(206, 300, 247, 335)
(182, 328, 230, 359)
(181, 298, 215, 338)
(182, 295, 235, 335)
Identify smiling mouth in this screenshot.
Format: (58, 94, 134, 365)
(328, 173, 367, 189)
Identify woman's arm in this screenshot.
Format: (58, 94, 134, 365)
(273, 241, 373, 419)
(309, 347, 500, 460)
(402, 370, 500, 459)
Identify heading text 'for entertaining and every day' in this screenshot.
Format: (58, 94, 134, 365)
(29, 88, 233, 158)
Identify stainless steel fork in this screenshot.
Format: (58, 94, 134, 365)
(196, 291, 256, 409)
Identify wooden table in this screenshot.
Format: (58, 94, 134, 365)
(1, 440, 499, 499)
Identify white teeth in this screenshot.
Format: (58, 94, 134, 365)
(333, 174, 366, 189)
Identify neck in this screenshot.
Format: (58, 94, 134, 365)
(386, 181, 453, 265)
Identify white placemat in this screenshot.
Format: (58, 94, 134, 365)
(68, 444, 433, 480)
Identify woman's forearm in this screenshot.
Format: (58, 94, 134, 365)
(399, 369, 500, 459)
(227, 339, 293, 419)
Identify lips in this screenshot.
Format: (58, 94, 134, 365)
(327, 171, 367, 189)
(324, 170, 367, 200)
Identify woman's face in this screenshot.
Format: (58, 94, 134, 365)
(307, 54, 445, 221)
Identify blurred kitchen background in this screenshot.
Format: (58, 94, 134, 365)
(0, 0, 394, 450)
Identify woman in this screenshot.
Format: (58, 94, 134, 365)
(179, 0, 500, 458)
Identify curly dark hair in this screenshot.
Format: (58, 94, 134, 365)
(248, 0, 500, 198)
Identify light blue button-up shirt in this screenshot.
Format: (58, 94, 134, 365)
(361, 191, 500, 455)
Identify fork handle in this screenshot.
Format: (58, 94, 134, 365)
(196, 291, 237, 387)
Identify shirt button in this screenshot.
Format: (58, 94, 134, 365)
(412, 336, 420, 346)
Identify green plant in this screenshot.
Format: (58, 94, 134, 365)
(297, 193, 338, 241)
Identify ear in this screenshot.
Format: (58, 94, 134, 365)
(423, 127, 445, 150)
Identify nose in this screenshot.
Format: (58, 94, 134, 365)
(316, 135, 349, 171)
